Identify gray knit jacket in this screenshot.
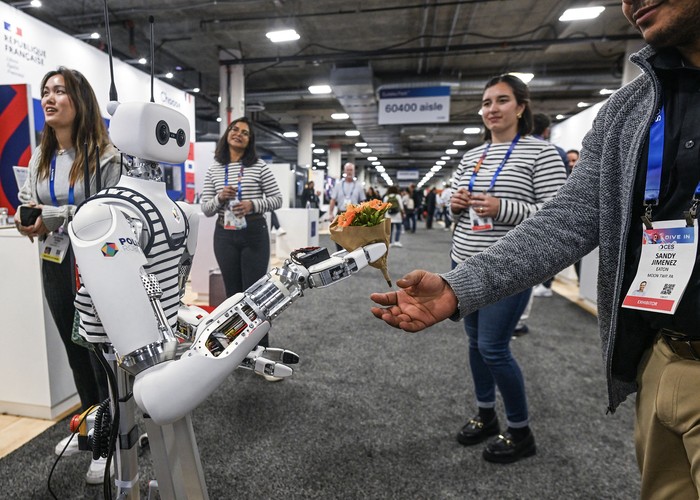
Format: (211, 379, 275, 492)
(441, 45, 661, 412)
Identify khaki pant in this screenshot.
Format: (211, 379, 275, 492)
(636, 335, 700, 499)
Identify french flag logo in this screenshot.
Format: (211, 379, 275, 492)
(4, 21, 23, 36)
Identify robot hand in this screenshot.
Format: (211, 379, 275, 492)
(239, 346, 300, 379)
(133, 242, 386, 425)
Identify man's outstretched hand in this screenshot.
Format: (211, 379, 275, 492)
(370, 270, 458, 332)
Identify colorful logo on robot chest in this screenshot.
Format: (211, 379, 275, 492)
(101, 242, 119, 257)
(101, 237, 141, 257)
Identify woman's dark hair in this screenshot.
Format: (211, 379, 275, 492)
(37, 67, 111, 183)
(214, 117, 259, 167)
(482, 74, 533, 142)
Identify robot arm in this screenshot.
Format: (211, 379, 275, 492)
(133, 243, 386, 425)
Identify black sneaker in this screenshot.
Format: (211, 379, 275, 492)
(483, 430, 536, 464)
(456, 414, 500, 446)
(512, 324, 529, 338)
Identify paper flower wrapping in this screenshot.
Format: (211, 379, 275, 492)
(329, 199, 392, 286)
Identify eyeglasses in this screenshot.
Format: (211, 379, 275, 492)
(229, 126, 250, 137)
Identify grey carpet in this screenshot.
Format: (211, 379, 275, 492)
(1, 225, 640, 499)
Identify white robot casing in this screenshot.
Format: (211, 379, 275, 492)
(108, 101, 189, 164)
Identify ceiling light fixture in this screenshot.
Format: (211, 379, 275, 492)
(445, 149, 458, 155)
(452, 140, 467, 146)
(441, 156, 451, 160)
(12, 0, 41, 9)
(74, 32, 100, 40)
(463, 127, 481, 134)
(283, 131, 298, 138)
(331, 112, 349, 120)
(559, 6, 605, 22)
(360, 148, 372, 153)
(509, 72, 534, 84)
(367, 156, 377, 161)
(308, 84, 331, 94)
(599, 88, 616, 95)
(577, 102, 591, 108)
(265, 29, 300, 43)
(345, 130, 361, 137)
(313, 148, 325, 154)
(355, 142, 368, 148)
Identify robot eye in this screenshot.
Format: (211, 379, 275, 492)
(155, 120, 170, 145)
(176, 129, 186, 147)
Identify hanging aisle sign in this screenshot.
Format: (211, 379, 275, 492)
(378, 86, 451, 125)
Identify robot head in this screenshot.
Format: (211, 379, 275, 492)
(108, 101, 190, 179)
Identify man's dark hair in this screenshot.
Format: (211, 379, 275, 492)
(532, 113, 551, 136)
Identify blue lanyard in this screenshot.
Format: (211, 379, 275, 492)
(468, 134, 520, 193)
(644, 106, 665, 208)
(644, 105, 700, 227)
(49, 155, 74, 206)
(224, 164, 244, 201)
(341, 181, 355, 198)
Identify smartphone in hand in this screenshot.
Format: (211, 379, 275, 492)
(19, 205, 42, 226)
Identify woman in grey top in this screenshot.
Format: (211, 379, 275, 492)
(15, 67, 122, 484)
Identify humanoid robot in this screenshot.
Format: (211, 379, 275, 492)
(66, 99, 386, 498)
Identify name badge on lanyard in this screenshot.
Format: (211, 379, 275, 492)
(468, 135, 519, 232)
(41, 155, 73, 264)
(622, 106, 700, 314)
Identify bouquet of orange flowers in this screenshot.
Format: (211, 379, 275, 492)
(330, 199, 392, 286)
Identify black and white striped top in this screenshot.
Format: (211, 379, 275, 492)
(75, 186, 189, 342)
(200, 160, 283, 217)
(450, 135, 567, 263)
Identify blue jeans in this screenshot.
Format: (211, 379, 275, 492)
(391, 222, 402, 243)
(214, 217, 270, 346)
(453, 260, 531, 426)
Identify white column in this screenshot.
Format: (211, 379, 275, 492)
(219, 49, 245, 134)
(328, 143, 342, 179)
(297, 115, 313, 171)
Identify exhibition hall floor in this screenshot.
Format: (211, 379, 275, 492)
(1, 223, 639, 499)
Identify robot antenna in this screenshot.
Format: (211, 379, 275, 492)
(102, 0, 118, 103)
(149, 16, 155, 103)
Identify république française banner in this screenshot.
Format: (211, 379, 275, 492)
(0, 3, 197, 210)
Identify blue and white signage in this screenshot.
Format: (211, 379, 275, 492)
(378, 86, 450, 125)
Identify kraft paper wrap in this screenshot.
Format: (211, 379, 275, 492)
(329, 217, 392, 287)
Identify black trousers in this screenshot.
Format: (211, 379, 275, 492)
(213, 217, 270, 347)
(42, 252, 109, 412)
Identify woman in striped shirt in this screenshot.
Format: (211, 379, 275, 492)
(200, 117, 282, 351)
(450, 75, 566, 463)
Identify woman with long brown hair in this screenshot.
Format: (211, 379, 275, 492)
(16, 66, 122, 483)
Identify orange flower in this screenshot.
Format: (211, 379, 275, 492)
(333, 199, 390, 227)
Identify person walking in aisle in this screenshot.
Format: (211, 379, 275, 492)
(404, 184, 418, 233)
(371, 0, 700, 495)
(15, 67, 121, 483)
(383, 185, 405, 247)
(200, 117, 282, 363)
(328, 162, 366, 250)
(425, 187, 437, 229)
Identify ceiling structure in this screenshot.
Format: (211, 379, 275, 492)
(14, 0, 642, 187)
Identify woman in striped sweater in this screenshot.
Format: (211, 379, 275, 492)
(449, 75, 566, 463)
(200, 117, 282, 352)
